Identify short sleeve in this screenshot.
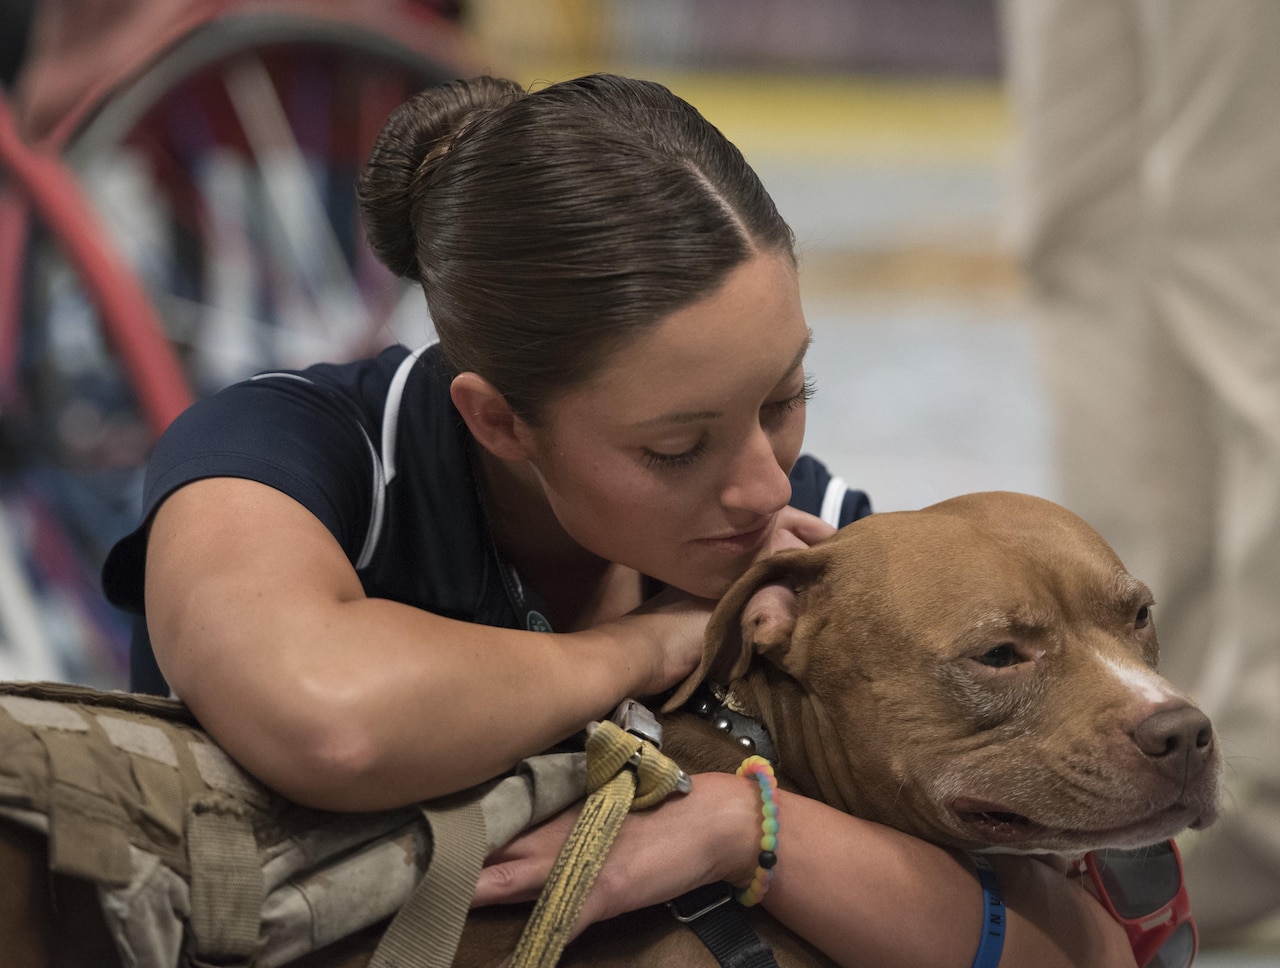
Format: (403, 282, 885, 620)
(101, 373, 378, 614)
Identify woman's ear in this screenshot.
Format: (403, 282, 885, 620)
(450, 372, 537, 462)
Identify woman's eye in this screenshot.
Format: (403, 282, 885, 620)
(763, 376, 816, 420)
(1135, 604, 1151, 629)
(976, 644, 1022, 668)
(641, 439, 708, 470)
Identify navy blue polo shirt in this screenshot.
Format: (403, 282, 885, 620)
(102, 343, 871, 694)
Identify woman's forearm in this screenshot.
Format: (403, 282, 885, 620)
(477, 774, 1136, 968)
(169, 597, 665, 809)
(762, 790, 1138, 968)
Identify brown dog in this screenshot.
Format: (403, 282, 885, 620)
(663, 489, 1221, 855)
(0, 491, 1221, 967)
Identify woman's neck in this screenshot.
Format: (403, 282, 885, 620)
(474, 446, 643, 631)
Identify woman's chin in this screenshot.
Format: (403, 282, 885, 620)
(654, 566, 739, 601)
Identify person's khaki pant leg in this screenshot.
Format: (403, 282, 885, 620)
(1003, 0, 1280, 943)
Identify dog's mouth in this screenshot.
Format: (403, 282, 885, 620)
(951, 798, 1049, 843)
(950, 796, 1215, 850)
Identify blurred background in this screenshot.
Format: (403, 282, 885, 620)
(1, 3, 1277, 960)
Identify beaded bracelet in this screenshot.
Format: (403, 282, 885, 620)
(735, 754, 779, 906)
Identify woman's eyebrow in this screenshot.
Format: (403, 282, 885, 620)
(636, 409, 723, 428)
(634, 330, 812, 428)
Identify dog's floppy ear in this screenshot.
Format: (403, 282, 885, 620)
(661, 545, 831, 713)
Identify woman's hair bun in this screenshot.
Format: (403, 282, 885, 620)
(357, 75, 525, 281)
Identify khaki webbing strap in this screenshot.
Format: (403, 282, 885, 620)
(39, 729, 135, 885)
(508, 721, 688, 968)
(186, 794, 264, 966)
(508, 767, 634, 968)
(368, 797, 488, 968)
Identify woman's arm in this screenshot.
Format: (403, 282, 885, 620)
(144, 476, 709, 810)
(761, 790, 1138, 968)
(475, 773, 1138, 968)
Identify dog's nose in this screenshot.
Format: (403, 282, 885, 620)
(1133, 705, 1214, 780)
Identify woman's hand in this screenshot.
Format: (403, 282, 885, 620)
(620, 506, 837, 697)
(766, 504, 836, 555)
(473, 772, 760, 935)
(621, 586, 716, 697)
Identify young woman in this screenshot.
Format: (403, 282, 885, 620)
(102, 73, 1136, 967)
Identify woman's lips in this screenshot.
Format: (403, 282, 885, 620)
(696, 522, 772, 555)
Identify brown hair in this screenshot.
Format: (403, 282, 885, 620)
(357, 73, 795, 421)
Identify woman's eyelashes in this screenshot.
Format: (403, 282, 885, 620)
(767, 375, 816, 417)
(641, 437, 709, 469)
(759, 375, 816, 432)
(641, 376, 815, 470)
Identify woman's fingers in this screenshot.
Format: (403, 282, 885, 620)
(473, 809, 580, 907)
(767, 505, 837, 556)
(627, 584, 715, 691)
(471, 773, 759, 929)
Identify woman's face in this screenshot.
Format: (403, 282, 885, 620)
(525, 251, 812, 598)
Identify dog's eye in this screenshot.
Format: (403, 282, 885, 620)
(1135, 604, 1151, 629)
(976, 644, 1021, 668)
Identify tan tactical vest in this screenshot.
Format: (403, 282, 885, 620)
(0, 680, 587, 967)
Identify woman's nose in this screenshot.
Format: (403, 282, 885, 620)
(719, 428, 792, 515)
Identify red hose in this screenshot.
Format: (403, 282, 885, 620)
(0, 94, 194, 440)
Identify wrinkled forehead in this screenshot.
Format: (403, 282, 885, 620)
(925, 493, 1121, 552)
(868, 496, 1124, 561)
(824, 502, 1140, 614)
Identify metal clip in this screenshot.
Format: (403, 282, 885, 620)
(609, 698, 692, 794)
(610, 698, 664, 749)
(666, 888, 734, 923)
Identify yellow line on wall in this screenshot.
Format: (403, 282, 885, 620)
(651, 71, 1011, 166)
(520, 65, 1012, 166)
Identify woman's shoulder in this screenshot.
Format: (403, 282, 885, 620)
(158, 342, 449, 456)
(289, 343, 430, 395)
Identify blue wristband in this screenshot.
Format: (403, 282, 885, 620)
(970, 855, 1006, 968)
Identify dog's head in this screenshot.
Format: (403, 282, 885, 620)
(664, 491, 1222, 855)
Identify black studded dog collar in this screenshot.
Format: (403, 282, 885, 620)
(688, 684, 777, 764)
